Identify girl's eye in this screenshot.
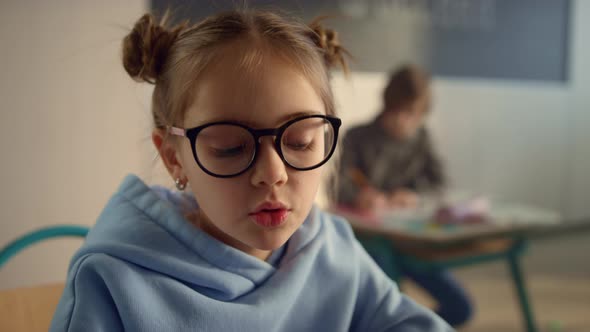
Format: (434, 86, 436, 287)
(210, 145, 247, 157)
(285, 140, 314, 151)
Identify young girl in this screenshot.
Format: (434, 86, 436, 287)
(50, 10, 452, 331)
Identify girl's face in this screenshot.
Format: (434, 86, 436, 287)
(176, 50, 326, 260)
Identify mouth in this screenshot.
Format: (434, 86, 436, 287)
(249, 202, 291, 228)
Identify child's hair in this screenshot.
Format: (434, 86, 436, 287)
(121, 10, 350, 130)
(382, 64, 431, 113)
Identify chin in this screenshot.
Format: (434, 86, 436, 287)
(398, 131, 416, 140)
(251, 233, 291, 251)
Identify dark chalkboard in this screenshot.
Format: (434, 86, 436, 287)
(151, 0, 570, 82)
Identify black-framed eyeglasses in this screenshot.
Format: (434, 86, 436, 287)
(168, 114, 342, 178)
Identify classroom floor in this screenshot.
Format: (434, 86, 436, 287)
(402, 234, 590, 332)
(404, 273, 590, 332)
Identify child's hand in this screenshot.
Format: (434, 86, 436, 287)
(355, 187, 388, 212)
(388, 189, 419, 209)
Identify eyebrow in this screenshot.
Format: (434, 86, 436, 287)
(199, 110, 323, 128)
(277, 111, 323, 124)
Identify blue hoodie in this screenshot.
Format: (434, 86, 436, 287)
(50, 174, 452, 331)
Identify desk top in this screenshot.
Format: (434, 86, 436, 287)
(330, 204, 561, 247)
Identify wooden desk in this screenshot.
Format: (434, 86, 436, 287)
(332, 204, 560, 248)
(0, 283, 64, 332)
(330, 205, 561, 332)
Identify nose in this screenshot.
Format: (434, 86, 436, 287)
(250, 137, 288, 187)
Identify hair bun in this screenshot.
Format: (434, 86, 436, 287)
(122, 13, 185, 84)
(309, 17, 350, 74)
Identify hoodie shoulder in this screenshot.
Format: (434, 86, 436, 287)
(318, 210, 357, 241)
(50, 253, 126, 332)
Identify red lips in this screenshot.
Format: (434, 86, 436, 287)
(249, 202, 290, 227)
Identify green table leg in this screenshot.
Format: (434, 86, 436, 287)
(507, 246, 538, 332)
(357, 235, 403, 284)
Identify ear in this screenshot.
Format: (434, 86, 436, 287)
(152, 129, 185, 180)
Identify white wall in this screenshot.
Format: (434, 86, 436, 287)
(566, 0, 590, 220)
(0, 1, 149, 289)
(432, 80, 570, 212)
(331, 1, 590, 220)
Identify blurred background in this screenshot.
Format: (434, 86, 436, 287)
(0, 1, 588, 331)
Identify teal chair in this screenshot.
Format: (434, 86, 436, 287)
(0, 225, 89, 269)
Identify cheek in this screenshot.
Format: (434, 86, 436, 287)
(396, 118, 411, 133)
(191, 174, 245, 203)
(405, 116, 420, 130)
(290, 168, 323, 199)
(178, 141, 196, 169)
(188, 174, 251, 227)
(181, 155, 243, 208)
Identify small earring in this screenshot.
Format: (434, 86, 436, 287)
(175, 178, 186, 191)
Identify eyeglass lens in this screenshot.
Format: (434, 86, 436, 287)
(194, 117, 335, 176)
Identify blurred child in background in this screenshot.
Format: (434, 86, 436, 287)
(335, 64, 473, 327)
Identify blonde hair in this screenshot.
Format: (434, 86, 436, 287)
(121, 10, 350, 129)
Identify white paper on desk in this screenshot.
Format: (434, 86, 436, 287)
(377, 207, 433, 230)
(488, 204, 560, 226)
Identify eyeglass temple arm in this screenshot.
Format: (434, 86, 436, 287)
(168, 127, 186, 137)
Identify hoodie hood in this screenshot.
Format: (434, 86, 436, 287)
(74, 174, 321, 301)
